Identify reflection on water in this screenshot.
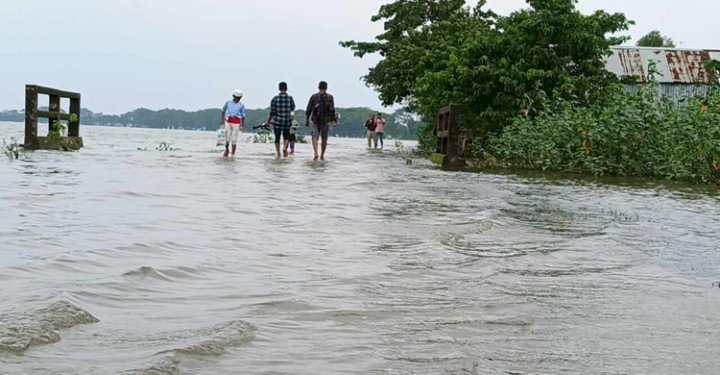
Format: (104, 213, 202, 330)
(1, 122, 719, 374)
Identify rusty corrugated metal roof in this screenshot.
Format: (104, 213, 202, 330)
(604, 47, 720, 84)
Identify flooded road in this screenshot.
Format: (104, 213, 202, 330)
(1, 122, 719, 374)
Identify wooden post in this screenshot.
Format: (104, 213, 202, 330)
(48, 94, 60, 135)
(24, 86, 39, 149)
(68, 97, 80, 137)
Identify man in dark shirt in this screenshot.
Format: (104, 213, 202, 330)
(264, 82, 296, 158)
(305, 81, 337, 161)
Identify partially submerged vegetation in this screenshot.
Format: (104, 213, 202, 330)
(136, 141, 178, 151)
(487, 84, 720, 183)
(39, 120, 82, 151)
(253, 129, 309, 144)
(1, 137, 21, 160)
(253, 129, 274, 144)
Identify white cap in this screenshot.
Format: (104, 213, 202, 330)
(232, 88, 243, 97)
(290, 111, 296, 116)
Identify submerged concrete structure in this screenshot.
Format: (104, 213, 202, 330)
(434, 105, 470, 171)
(24, 85, 83, 150)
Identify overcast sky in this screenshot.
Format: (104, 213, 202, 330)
(1, 0, 717, 114)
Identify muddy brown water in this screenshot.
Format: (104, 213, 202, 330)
(1, 122, 719, 374)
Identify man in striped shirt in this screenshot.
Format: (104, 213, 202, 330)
(263, 82, 296, 158)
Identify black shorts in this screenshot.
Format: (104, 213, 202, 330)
(273, 127, 290, 144)
(289, 133, 297, 143)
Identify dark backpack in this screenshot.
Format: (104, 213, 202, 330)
(365, 118, 377, 131)
(312, 93, 333, 124)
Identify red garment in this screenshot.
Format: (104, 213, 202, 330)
(227, 117, 243, 124)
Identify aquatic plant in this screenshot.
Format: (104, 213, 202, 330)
(1, 137, 21, 160)
(156, 141, 176, 151)
(394, 140, 416, 165)
(47, 120, 66, 143)
(295, 133, 308, 144)
(252, 129, 274, 144)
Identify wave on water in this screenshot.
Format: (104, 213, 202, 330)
(0, 300, 99, 354)
(122, 266, 174, 281)
(122, 356, 181, 375)
(125, 320, 254, 374)
(121, 266, 202, 282)
(171, 320, 255, 356)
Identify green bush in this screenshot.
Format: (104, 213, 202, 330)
(488, 84, 720, 183)
(48, 120, 66, 142)
(415, 118, 437, 153)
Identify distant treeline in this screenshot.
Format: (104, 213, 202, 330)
(0, 106, 420, 139)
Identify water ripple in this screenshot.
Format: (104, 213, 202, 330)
(2, 123, 720, 374)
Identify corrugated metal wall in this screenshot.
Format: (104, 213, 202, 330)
(623, 84, 719, 104)
(605, 47, 720, 103)
(605, 47, 719, 84)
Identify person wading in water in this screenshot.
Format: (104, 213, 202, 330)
(220, 89, 246, 157)
(365, 114, 377, 149)
(305, 81, 337, 161)
(374, 113, 386, 149)
(289, 111, 300, 155)
(263, 82, 296, 159)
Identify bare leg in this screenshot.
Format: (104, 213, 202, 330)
(312, 139, 319, 160)
(283, 139, 289, 157)
(224, 142, 229, 157)
(231, 144, 237, 156)
(320, 142, 327, 160)
(274, 143, 281, 158)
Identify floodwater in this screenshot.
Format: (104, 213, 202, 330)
(1, 122, 719, 375)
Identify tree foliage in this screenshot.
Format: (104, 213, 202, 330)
(342, 0, 633, 147)
(636, 30, 676, 48)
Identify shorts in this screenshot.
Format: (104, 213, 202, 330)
(224, 122, 243, 144)
(273, 127, 290, 144)
(289, 133, 297, 143)
(312, 123, 330, 143)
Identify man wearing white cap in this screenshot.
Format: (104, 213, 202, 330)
(220, 89, 246, 157)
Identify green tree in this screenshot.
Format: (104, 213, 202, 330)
(342, 0, 633, 149)
(636, 30, 676, 48)
(705, 59, 720, 77)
